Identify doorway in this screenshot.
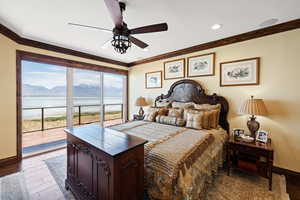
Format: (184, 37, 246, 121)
(16, 51, 128, 159)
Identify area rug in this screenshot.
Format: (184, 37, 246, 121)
(0, 173, 30, 200)
(45, 155, 289, 200)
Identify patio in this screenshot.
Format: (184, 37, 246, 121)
(22, 119, 123, 155)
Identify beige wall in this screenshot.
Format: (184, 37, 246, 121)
(0, 34, 127, 160)
(129, 29, 300, 172)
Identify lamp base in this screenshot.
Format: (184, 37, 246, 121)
(138, 107, 144, 117)
(247, 115, 260, 140)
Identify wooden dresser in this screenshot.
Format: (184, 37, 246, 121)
(64, 125, 148, 200)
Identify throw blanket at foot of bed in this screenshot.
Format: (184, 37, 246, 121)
(111, 121, 227, 200)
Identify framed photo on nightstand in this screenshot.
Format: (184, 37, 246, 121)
(256, 130, 269, 143)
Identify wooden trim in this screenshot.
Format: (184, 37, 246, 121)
(2, 19, 300, 67)
(0, 23, 20, 42)
(16, 53, 22, 161)
(15, 50, 129, 161)
(220, 57, 260, 87)
(0, 156, 18, 167)
(163, 58, 185, 80)
(273, 166, 300, 178)
(0, 23, 129, 67)
(145, 71, 162, 89)
(17, 50, 128, 75)
(128, 19, 300, 66)
(187, 52, 215, 77)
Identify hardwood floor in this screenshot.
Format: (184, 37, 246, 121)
(0, 149, 66, 200)
(1, 148, 299, 200)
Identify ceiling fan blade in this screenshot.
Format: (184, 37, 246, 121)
(68, 23, 112, 33)
(130, 23, 168, 35)
(103, 0, 123, 28)
(101, 38, 112, 49)
(129, 36, 148, 49)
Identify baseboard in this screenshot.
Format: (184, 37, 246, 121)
(0, 156, 18, 167)
(273, 166, 300, 178)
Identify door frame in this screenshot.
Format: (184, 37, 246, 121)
(16, 50, 128, 160)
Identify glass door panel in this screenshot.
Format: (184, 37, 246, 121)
(103, 73, 125, 126)
(72, 69, 102, 126)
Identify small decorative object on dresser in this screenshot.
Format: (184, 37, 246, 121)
(145, 71, 162, 88)
(164, 58, 185, 80)
(227, 137, 274, 191)
(240, 96, 268, 140)
(135, 96, 148, 117)
(256, 130, 269, 143)
(220, 57, 260, 86)
(187, 52, 215, 77)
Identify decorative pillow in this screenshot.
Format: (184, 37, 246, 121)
(209, 109, 220, 129)
(156, 101, 171, 108)
(168, 108, 184, 118)
(201, 111, 212, 129)
(156, 115, 186, 127)
(171, 101, 194, 109)
(144, 110, 158, 122)
(183, 108, 202, 121)
(186, 112, 204, 130)
(147, 107, 168, 116)
(194, 103, 221, 111)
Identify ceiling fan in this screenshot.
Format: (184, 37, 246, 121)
(68, 0, 168, 54)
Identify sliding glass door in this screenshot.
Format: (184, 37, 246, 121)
(21, 58, 127, 156)
(67, 69, 127, 129)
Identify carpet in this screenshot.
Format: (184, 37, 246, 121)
(0, 173, 30, 200)
(45, 154, 289, 200)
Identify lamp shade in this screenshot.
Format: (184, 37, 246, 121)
(135, 97, 148, 107)
(240, 97, 268, 116)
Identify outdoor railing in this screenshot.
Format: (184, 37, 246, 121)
(22, 104, 123, 133)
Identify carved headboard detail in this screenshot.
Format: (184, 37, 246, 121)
(155, 79, 230, 133)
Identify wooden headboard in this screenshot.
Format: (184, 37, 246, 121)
(155, 79, 230, 133)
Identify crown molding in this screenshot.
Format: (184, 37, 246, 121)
(128, 18, 300, 66)
(1, 19, 300, 68)
(0, 23, 129, 67)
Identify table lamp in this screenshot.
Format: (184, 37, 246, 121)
(240, 96, 268, 139)
(135, 97, 148, 117)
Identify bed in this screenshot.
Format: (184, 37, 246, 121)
(111, 79, 230, 200)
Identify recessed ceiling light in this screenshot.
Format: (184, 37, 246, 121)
(211, 24, 222, 30)
(259, 18, 279, 27)
(142, 48, 149, 52)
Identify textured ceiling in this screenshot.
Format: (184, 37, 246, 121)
(0, 0, 299, 63)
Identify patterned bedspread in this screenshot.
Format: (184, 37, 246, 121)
(111, 121, 228, 200)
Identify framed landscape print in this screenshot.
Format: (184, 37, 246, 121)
(164, 58, 185, 80)
(187, 53, 215, 77)
(145, 71, 162, 89)
(220, 57, 260, 87)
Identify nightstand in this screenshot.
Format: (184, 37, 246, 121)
(227, 137, 274, 191)
(133, 114, 144, 120)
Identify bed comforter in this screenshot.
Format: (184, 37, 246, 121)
(111, 121, 227, 200)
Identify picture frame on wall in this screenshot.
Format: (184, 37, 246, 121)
(164, 58, 185, 80)
(187, 53, 215, 77)
(145, 71, 162, 89)
(220, 57, 260, 87)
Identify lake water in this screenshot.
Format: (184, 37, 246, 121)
(22, 97, 123, 120)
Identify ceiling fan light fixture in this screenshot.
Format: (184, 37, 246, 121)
(111, 35, 132, 54)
